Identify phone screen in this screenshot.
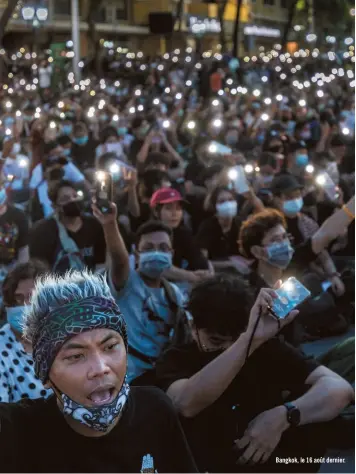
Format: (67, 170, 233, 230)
(209, 141, 232, 155)
(95, 171, 113, 214)
(231, 166, 250, 194)
(315, 171, 339, 201)
(271, 277, 311, 319)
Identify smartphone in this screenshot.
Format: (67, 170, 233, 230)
(228, 166, 250, 194)
(209, 141, 232, 155)
(270, 277, 311, 320)
(315, 171, 339, 201)
(95, 171, 113, 215)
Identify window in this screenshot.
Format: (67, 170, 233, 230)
(264, 0, 275, 5)
(54, 0, 71, 15)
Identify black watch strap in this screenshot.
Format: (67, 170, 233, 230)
(284, 402, 301, 427)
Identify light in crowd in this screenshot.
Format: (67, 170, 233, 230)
(153, 98, 160, 105)
(275, 66, 281, 72)
(5, 101, 12, 109)
(157, 65, 164, 71)
(109, 163, 120, 174)
(172, 57, 178, 63)
(306, 33, 317, 42)
(112, 115, 119, 122)
(175, 93, 182, 100)
(276, 94, 283, 102)
(8, 88, 13, 94)
(255, 167, 260, 172)
(19, 159, 28, 168)
(231, 88, 237, 95)
(262, 76, 268, 82)
(114, 81, 120, 87)
(316, 90, 324, 97)
(245, 164, 254, 174)
(185, 56, 191, 63)
(66, 40, 73, 48)
(140, 65, 147, 70)
(317, 80, 324, 87)
(342, 127, 350, 135)
(162, 120, 170, 129)
(227, 79, 233, 86)
(195, 63, 202, 69)
(345, 38, 354, 45)
(163, 53, 169, 60)
(77, 190, 84, 198)
(241, 88, 248, 95)
(33, 78, 38, 84)
(218, 90, 224, 96)
(187, 121, 196, 130)
(299, 99, 307, 107)
(316, 175, 326, 186)
(174, 49, 180, 55)
(5, 128, 11, 136)
(326, 36, 336, 44)
(209, 143, 217, 153)
(78, 61, 84, 68)
(138, 105, 144, 111)
(347, 70, 354, 78)
(129, 107, 136, 114)
(16, 110, 21, 117)
(165, 87, 170, 93)
(280, 73, 287, 80)
(253, 89, 261, 97)
(228, 168, 237, 180)
(96, 171, 106, 182)
(212, 118, 223, 128)
(261, 113, 269, 121)
(49, 121, 56, 129)
(135, 89, 141, 96)
(283, 280, 294, 292)
(306, 165, 314, 174)
(212, 99, 219, 106)
(186, 80, 192, 87)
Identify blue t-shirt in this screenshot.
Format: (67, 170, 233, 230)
(108, 269, 186, 382)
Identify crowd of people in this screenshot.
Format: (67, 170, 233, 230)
(0, 43, 355, 473)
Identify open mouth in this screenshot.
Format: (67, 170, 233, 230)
(87, 387, 116, 406)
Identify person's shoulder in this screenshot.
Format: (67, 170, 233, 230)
(0, 395, 55, 424)
(32, 216, 56, 232)
(4, 205, 27, 221)
(129, 386, 176, 418)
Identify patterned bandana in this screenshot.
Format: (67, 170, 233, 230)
(33, 296, 127, 383)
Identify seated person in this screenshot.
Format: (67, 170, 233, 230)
(30, 141, 85, 220)
(195, 185, 246, 273)
(0, 260, 52, 402)
(93, 204, 188, 384)
(29, 180, 106, 273)
(271, 174, 345, 297)
(150, 187, 211, 284)
(71, 122, 99, 171)
(156, 274, 354, 473)
(0, 270, 197, 473)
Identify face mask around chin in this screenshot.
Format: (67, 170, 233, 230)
(282, 197, 303, 216)
(216, 201, 238, 218)
(58, 378, 130, 432)
(6, 305, 26, 333)
(266, 241, 294, 269)
(138, 251, 172, 278)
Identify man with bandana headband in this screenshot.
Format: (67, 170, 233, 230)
(0, 270, 197, 473)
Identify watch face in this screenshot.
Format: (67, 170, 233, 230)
(288, 407, 300, 426)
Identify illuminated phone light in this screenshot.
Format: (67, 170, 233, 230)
(218, 90, 224, 96)
(282, 280, 294, 292)
(255, 167, 260, 172)
(135, 90, 141, 96)
(261, 113, 269, 122)
(209, 143, 217, 154)
(112, 115, 119, 122)
(7, 174, 14, 181)
(175, 93, 182, 100)
(129, 107, 136, 114)
(276, 94, 283, 102)
(96, 171, 106, 182)
(5, 101, 12, 108)
(19, 159, 28, 168)
(299, 99, 307, 107)
(109, 163, 120, 174)
(212, 99, 219, 107)
(49, 121, 56, 129)
(316, 90, 324, 97)
(162, 120, 170, 129)
(245, 164, 254, 174)
(165, 87, 170, 94)
(231, 88, 237, 95)
(264, 98, 272, 105)
(138, 105, 144, 112)
(5, 128, 12, 136)
(342, 127, 350, 135)
(187, 121, 196, 130)
(153, 98, 160, 105)
(253, 89, 261, 97)
(212, 118, 223, 128)
(228, 168, 238, 180)
(316, 175, 326, 186)
(77, 190, 84, 198)
(227, 78, 233, 86)
(306, 165, 314, 174)
(16, 110, 21, 117)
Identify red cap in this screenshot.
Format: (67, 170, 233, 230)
(150, 187, 184, 208)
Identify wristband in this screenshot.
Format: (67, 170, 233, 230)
(342, 204, 355, 220)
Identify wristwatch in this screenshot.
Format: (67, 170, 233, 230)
(283, 402, 300, 427)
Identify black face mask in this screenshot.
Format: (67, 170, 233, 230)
(49, 168, 65, 181)
(61, 200, 82, 217)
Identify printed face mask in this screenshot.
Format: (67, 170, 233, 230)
(58, 377, 130, 432)
(216, 201, 238, 218)
(266, 241, 294, 269)
(138, 251, 172, 279)
(6, 305, 26, 333)
(282, 197, 303, 217)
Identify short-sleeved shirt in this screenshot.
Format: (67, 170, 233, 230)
(108, 270, 186, 382)
(173, 226, 209, 271)
(0, 205, 28, 265)
(0, 324, 52, 403)
(29, 216, 106, 272)
(156, 338, 319, 473)
(195, 215, 242, 261)
(0, 386, 197, 473)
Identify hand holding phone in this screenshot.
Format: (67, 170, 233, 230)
(315, 171, 339, 201)
(94, 171, 113, 215)
(228, 166, 250, 194)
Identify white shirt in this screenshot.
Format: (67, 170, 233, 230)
(38, 66, 53, 89)
(30, 163, 85, 218)
(0, 323, 52, 403)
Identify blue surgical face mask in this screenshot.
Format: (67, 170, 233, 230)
(62, 148, 71, 157)
(73, 136, 88, 146)
(295, 153, 309, 167)
(62, 124, 73, 135)
(0, 188, 7, 206)
(99, 114, 108, 122)
(216, 200, 238, 218)
(266, 241, 294, 269)
(118, 127, 128, 136)
(6, 305, 26, 333)
(4, 117, 15, 126)
(282, 197, 303, 217)
(138, 251, 172, 279)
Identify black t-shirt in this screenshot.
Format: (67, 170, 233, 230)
(0, 386, 197, 473)
(0, 205, 29, 265)
(195, 216, 242, 261)
(185, 160, 205, 186)
(128, 138, 144, 167)
(29, 215, 106, 271)
(186, 194, 212, 235)
(71, 138, 99, 170)
(128, 201, 151, 233)
(156, 339, 319, 473)
(285, 215, 305, 247)
(173, 226, 209, 271)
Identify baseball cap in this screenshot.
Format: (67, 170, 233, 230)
(150, 187, 185, 208)
(271, 174, 303, 195)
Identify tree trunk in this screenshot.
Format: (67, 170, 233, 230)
(218, 0, 228, 53)
(87, 0, 104, 76)
(0, 0, 18, 82)
(281, 0, 299, 50)
(232, 0, 243, 58)
(176, 0, 185, 32)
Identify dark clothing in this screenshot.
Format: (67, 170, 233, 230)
(0, 387, 197, 473)
(29, 215, 106, 271)
(196, 216, 242, 261)
(285, 215, 305, 247)
(156, 338, 320, 473)
(71, 138, 99, 170)
(128, 138, 144, 167)
(173, 226, 209, 271)
(0, 205, 29, 265)
(185, 160, 205, 186)
(128, 201, 151, 233)
(186, 194, 212, 235)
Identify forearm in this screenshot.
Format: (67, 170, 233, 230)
(103, 222, 130, 288)
(17, 246, 29, 264)
(170, 332, 261, 417)
(162, 266, 196, 283)
(311, 196, 355, 255)
(291, 377, 354, 426)
(317, 250, 337, 275)
(127, 187, 140, 218)
(136, 139, 151, 164)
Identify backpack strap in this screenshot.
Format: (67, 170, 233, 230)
(161, 278, 191, 346)
(54, 216, 81, 254)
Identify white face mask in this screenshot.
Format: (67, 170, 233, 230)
(12, 143, 21, 155)
(216, 201, 238, 218)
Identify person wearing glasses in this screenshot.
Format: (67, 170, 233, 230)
(155, 273, 353, 474)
